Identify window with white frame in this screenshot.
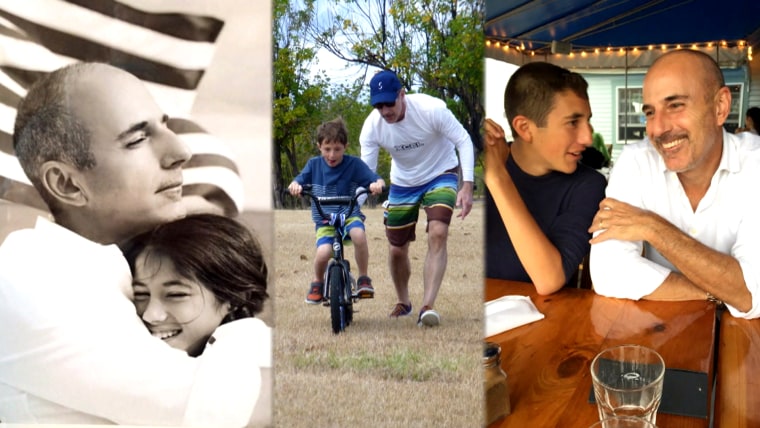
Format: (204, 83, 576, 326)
(616, 84, 744, 142)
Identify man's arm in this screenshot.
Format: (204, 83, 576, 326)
(436, 105, 475, 184)
(644, 272, 711, 301)
(359, 117, 381, 172)
(0, 229, 258, 425)
(456, 181, 474, 220)
(590, 199, 750, 310)
(436, 106, 475, 219)
(483, 119, 564, 294)
(589, 143, 678, 300)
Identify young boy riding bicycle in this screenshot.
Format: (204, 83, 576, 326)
(288, 117, 385, 304)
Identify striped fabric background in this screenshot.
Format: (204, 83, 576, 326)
(0, 0, 244, 216)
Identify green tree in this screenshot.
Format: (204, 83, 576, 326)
(273, 0, 329, 208)
(308, 0, 484, 152)
(274, 0, 485, 207)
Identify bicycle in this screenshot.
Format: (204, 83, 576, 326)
(298, 185, 376, 334)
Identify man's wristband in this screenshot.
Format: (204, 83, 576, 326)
(706, 292, 724, 307)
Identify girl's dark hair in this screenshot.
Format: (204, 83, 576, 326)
(123, 214, 269, 324)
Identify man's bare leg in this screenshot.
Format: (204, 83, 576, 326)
(422, 220, 449, 308)
(389, 242, 411, 305)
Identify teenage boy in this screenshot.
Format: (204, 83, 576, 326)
(289, 117, 385, 304)
(484, 61, 607, 294)
(0, 62, 261, 425)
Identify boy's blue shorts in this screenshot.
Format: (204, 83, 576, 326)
(315, 216, 365, 247)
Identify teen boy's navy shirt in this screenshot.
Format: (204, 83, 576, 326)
(485, 153, 606, 285)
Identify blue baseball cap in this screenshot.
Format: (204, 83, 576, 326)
(369, 71, 402, 106)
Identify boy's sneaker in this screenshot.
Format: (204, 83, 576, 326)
(305, 282, 324, 304)
(389, 302, 412, 318)
(418, 305, 440, 327)
(356, 276, 374, 298)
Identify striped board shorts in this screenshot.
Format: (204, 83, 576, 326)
(384, 170, 458, 246)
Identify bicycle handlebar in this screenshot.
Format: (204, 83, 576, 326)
(296, 184, 384, 223)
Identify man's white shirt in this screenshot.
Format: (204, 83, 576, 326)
(0, 217, 268, 425)
(590, 131, 760, 319)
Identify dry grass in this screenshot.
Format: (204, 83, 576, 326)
(273, 203, 485, 427)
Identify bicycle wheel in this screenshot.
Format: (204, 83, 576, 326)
(329, 264, 347, 333)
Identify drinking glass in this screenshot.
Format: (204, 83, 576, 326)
(587, 416, 657, 427)
(590, 344, 665, 424)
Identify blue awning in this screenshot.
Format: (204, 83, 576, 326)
(486, 0, 760, 52)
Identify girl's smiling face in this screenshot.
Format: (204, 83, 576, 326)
(132, 251, 229, 356)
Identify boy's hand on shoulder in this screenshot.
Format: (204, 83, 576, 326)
(483, 119, 511, 187)
(484, 119, 510, 169)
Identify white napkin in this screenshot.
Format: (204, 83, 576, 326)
(485, 295, 545, 337)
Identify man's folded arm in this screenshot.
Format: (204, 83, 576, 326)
(0, 235, 259, 425)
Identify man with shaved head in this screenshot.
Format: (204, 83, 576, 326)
(589, 49, 760, 319)
(0, 63, 262, 424)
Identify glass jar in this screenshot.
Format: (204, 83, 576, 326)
(484, 341, 511, 425)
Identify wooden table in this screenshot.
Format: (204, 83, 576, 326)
(714, 314, 760, 428)
(486, 279, 717, 428)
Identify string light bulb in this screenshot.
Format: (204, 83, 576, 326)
(483, 38, 751, 63)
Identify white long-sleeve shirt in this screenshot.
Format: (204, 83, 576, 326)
(0, 217, 266, 425)
(360, 93, 475, 187)
(590, 130, 760, 319)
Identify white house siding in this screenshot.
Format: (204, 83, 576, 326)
(587, 77, 614, 160)
(581, 67, 749, 165)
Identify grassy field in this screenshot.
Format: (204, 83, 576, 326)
(273, 203, 485, 427)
